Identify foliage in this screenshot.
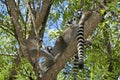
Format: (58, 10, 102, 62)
(0, 24, 17, 79)
(0, 56, 13, 80)
(55, 0, 120, 80)
(14, 58, 36, 80)
(0, 0, 120, 80)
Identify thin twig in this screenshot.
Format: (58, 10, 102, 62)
(27, 1, 38, 37)
(0, 25, 14, 36)
(0, 53, 17, 57)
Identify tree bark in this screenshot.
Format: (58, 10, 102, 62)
(41, 11, 103, 80)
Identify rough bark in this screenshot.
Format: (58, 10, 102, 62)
(41, 11, 103, 80)
(3, 0, 113, 80)
(6, 0, 52, 79)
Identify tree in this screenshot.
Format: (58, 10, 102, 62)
(0, 0, 120, 80)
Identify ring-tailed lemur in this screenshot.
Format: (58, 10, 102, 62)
(73, 54, 79, 80)
(67, 17, 78, 27)
(78, 10, 92, 68)
(39, 46, 60, 77)
(77, 13, 84, 69)
(77, 10, 92, 69)
(67, 17, 83, 80)
(45, 46, 53, 53)
(67, 10, 92, 80)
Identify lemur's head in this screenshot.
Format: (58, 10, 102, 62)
(46, 46, 53, 53)
(67, 18, 77, 27)
(77, 10, 83, 19)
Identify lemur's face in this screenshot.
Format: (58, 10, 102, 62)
(67, 18, 77, 27)
(47, 46, 52, 51)
(46, 46, 53, 53)
(77, 10, 83, 19)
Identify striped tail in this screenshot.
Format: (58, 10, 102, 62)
(77, 24, 84, 69)
(72, 24, 84, 80)
(73, 54, 79, 80)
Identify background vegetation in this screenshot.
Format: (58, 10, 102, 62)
(0, 0, 120, 80)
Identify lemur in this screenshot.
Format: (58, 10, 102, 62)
(67, 17, 82, 80)
(67, 10, 92, 80)
(38, 10, 91, 78)
(39, 18, 79, 77)
(26, 38, 51, 62)
(77, 10, 85, 69)
(77, 10, 92, 69)
(26, 37, 58, 76)
(39, 46, 60, 77)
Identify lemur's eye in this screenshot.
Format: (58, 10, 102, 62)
(67, 19, 72, 24)
(73, 18, 76, 20)
(39, 38, 42, 42)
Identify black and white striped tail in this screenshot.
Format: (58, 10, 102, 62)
(72, 24, 84, 80)
(73, 54, 79, 80)
(77, 24, 84, 69)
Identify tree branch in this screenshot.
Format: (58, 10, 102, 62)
(35, 0, 52, 29)
(0, 53, 17, 57)
(27, 1, 37, 37)
(41, 11, 102, 80)
(0, 25, 14, 36)
(39, 2, 52, 39)
(7, 0, 32, 64)
(36, 0, 41, 14)
(7, 0, 24, 40)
